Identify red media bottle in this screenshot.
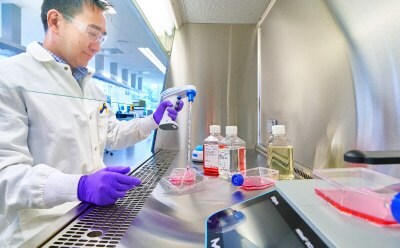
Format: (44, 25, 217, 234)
(203, 125, 224, 176)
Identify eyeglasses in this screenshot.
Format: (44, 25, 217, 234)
(61, 13, 107, 45)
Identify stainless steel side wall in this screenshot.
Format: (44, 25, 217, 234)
(260, 0, 400, 178)
(155, 24, 258, 151)
(259, 0, 356, 171)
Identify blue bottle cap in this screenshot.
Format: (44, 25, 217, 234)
(391, 192, 400, 223)
(186, 89, 196, 102)
(195, 145, 203, 151)
(231, 174, 244, 186)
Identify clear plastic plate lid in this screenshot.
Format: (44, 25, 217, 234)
(231, 167, 279, 191)
(161, 168, 209, 194)
(314, 167, 400, 226)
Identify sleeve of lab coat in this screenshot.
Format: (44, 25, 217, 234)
(105, 112, 159, 150)
(0, 89, 80, 214)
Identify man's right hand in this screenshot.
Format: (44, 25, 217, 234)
(77, 166, 141, 206)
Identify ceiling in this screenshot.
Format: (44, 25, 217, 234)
(102, 0, 168, 82)
(175, 0, 271, 24)
(0, 0, 271, 85)
(0, 0, 167, 84)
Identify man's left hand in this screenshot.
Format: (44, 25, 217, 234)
(153, 99, 184, 124)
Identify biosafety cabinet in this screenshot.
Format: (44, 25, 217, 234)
(22, 0, 400, 247)
(23, 151, 400, 247)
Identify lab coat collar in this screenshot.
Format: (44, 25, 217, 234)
(27, 41, 95, 79)
(26, 42, 55, 63)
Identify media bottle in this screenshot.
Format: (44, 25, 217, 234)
(218, 126, 246, 179)
(267, 125, 294, 180)
(203, 125, 224, 176)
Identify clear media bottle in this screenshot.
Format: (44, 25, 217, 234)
(218, 126, 246, 179)
(267, 125, 294, 180)
(203, 125, 224, 176)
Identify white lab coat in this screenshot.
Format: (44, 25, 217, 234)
(0, 42, 158, 247)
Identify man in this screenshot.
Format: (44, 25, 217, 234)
(0, 0, 182, 246)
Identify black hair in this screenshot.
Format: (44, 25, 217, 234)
(41, 0, 112, 32)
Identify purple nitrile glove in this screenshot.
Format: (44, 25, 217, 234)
(166, 99, 184, 121)
(153, 99, 184, 124)
(77, 166, 141, 206)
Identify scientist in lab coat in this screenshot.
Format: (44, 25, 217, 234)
(0, 0, 183, 246)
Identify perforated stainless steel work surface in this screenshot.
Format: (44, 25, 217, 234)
(42, 150, 177, 248)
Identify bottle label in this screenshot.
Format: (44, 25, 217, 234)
(219, 146, 246, 174)
(204, 144, 219, 169)
(237, 147, 246, 172)
(218, 146, 230, 172)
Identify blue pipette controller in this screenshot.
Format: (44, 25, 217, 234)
(158, 85, 197, 130)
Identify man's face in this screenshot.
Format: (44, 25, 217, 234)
(58, 4, 106, 69)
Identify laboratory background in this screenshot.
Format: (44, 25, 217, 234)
(2, 0, 400, 247)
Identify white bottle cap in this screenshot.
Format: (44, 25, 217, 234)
(226, 126, 237, 135)
(210, 125, 221, 133)
(272, 125, 285, 135)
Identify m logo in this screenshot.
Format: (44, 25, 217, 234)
(210, 237, 221, 248)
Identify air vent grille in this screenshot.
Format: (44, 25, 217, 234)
(43, 150, 177, 248)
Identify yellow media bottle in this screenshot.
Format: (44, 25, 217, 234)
(267, 125, 294, 180)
